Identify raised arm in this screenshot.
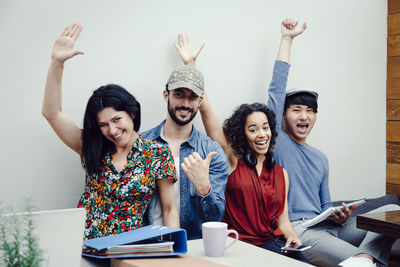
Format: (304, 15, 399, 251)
(277, 18, 307, 63)
(199, 93, 237, 171)
(267, 18, 307, 129)
(42, 23, 85, 155)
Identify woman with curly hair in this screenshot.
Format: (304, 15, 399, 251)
(188, 19, 308, 261)
(200, 99, 307, 260)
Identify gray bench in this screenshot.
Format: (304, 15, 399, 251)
(333, 194, 400, 263)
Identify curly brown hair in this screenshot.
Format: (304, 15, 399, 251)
(223, 103, 278, 165)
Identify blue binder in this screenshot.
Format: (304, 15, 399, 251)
(82, 225, 187, 259)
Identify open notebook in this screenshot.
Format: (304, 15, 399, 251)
(302, 199, 366, 228)
(1, 208, 86, 267)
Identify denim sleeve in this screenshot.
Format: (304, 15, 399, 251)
(266, 60, 290, 132)
(193, 142, 228, 222)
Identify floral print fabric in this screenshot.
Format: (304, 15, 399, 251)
(78, 136, 176, 240)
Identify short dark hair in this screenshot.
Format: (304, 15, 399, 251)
(284, 92, 318, 113)
(223, 103, 277, 166)
(81, 84, 141, 175)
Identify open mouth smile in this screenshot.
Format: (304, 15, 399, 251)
(176, 106, 193, 113)
(255, 140, 268, 145)
(297, 123, 309, 134)
(112, 131, 123, 140)
(254, 139, 269, 150)
(177, 110, 191, 115)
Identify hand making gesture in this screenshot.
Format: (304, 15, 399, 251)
(52, 23, 84, 63)
(181, 152, 216, 196)
(174, 34, 204, 67)
(281, 18, 307, 40)
(43, 23, 85, 155)
(276, 18, 307, 63)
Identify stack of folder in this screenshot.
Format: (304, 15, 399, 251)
(82, 225, 187, 259)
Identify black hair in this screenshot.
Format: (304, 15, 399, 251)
(223, 103, 278, 167)
(284, 92, 318, 113)
(81, 84, 141, 176)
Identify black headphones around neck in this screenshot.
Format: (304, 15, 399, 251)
(244, 152, 276, 171)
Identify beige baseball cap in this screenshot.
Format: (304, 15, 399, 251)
(166, 65, 204, 96)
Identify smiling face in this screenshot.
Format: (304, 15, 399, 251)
(284, 104, 317, 145)
(244, 111, 271, 158)
(96, 107, 137, 150)
(164, 88, 203, 126)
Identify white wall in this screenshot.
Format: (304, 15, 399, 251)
(0, 0, 387, 210)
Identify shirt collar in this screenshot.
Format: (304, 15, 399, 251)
(132, 135, 146, 153)
(145, 121, 165, 142)
(186, 125, 199, 148)
(104, 136, 145, 166)
(147, 120, 199, 148)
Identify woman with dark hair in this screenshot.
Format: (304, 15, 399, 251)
(200, 98, 306, 260)
(42, 23, 179, 239)
(222, 103, 279, 172)
(174, 19, 308, 262)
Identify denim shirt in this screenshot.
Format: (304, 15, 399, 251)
(140, 121, 229, 239)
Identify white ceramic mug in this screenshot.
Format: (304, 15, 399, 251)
(202, 221, 239, 257)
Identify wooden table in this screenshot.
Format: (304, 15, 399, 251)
(184, 238, 310, 267)
(106, 238, 311, 267)
(356, 210, 400, 238)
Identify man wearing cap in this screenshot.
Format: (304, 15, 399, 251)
(141, 35, 228, 239)
(267, 20, 396, 267)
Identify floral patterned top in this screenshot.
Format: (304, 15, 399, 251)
(77, 136, 176, 240)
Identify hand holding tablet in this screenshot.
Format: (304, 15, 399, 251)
(281, 244, 312, 252)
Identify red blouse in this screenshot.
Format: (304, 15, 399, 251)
(223, 159, 286, 245)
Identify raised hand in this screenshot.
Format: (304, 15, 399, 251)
(51, 23, 84, 63)
(174, 34, 204, 67)
(281, 18, 307, 39)
(42, 23, 85, 155)
(181, 151, 216, 196)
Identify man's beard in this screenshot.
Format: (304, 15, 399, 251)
(167, 99, 198, 126)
